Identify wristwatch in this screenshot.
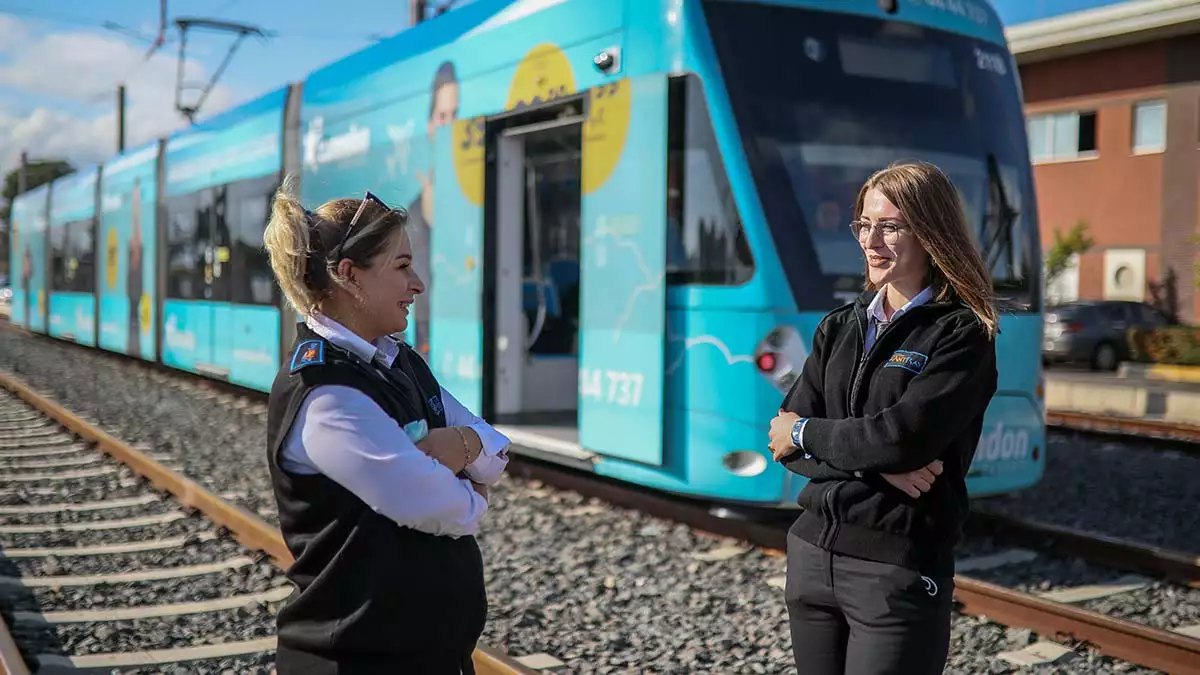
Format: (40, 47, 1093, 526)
(791, 417, 808, 455)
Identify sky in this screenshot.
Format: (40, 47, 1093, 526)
(0, 0, 1132, 188)
(0, 0, 474, 183)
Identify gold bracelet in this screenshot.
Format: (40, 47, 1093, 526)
(454, 427, 471, 467)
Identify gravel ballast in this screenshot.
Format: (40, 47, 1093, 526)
(0, 326, 1185, 673)
(0, 385, 286, 673)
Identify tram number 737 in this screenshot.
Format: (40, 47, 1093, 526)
(579, 368, 644, 408)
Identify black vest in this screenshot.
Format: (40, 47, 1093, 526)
(265, 323, 487, 661)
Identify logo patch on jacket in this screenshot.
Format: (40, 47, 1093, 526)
(884, 349, 928, 374)
(290, 340, 325, 372)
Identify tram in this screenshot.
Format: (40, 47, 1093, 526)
(8, 0, 1045, 507)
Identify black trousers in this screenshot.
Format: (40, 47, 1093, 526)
(275, 644, 476, 675)
(784, 533, 954, 675)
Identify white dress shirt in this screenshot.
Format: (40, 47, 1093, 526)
(281, 312, 510, 537)
(794, 285, 934, 455)
(863, 285, 934, 353)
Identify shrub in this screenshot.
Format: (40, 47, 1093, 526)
(1127, 327, 1200, 366)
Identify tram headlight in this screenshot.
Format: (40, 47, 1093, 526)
(722, 450, 768, 477)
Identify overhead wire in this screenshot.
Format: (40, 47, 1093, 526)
(0, 3, 170, 106)
(2, 0, 404, 115)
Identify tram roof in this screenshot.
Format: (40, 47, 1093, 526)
(1004, 0, 1200, 64)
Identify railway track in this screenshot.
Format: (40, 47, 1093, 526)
(505, 458, 1200, 675)
(5, 323, 1200, 672)
(1046, 409, 1200, 454)
(0, 372, 533, 675)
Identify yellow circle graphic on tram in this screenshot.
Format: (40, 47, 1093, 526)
(581, 79, 632, 195)
(139, 292, 152, 334)
(452, 117, 486, 206)
(506, 43, 577, 111)
(105, 227, 119, 290)
(36, 290, 44, 316)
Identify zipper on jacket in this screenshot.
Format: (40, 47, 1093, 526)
(823, 298, 928, 549)
(822, 306, 866, 551)
(848, 303, 924, 416)
(844, 309, 866, 413)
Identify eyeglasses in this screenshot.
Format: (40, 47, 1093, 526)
(333, 191, 407, 260)
(848, 219, 905, 244)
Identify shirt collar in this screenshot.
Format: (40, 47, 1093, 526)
(305, 312, 401, 368)
(868, 285, 934, 324)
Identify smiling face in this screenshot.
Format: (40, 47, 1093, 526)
(336, 227, 425, 339)
(855, 187, 929, 294)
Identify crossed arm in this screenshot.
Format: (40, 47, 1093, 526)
(417, 385, 511, 487)
(772, 319, 995, 495)
(284, 384, 511, 537)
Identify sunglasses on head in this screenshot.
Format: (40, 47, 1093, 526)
(333, 191, 407, 260)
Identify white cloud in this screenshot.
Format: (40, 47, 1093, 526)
(0, 13, 242, 183)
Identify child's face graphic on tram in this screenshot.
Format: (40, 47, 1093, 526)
(336, 226, 425, 339)
(856, 187, 928, 294)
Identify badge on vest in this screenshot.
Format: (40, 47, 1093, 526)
(884, 349, 928, 374)
(290, 340, 326, 372)
(428, 394, 444, 416)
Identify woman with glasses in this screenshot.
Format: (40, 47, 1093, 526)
(767, 161, 999, 675)
(262, 177, 509, 674)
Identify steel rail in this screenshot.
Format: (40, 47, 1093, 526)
(967, 511, 1200, 588)
(0, 614, 30, 675)
(954, 577, 1200, 675)
(1047, 409, 1200, 451)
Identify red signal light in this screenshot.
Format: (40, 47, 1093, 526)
(756, 352, 777, 372)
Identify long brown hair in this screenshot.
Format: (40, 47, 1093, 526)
(854, 161, 999, 338)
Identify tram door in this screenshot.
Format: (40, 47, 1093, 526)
(490, 118, 586, 461)
(198, 187, 233, 378)
(575, 76, 669, 466)
(489, 75, 670, 468)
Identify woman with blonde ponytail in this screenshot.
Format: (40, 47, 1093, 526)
(766, 161, 999, 675)
(262, 176, 509, 674)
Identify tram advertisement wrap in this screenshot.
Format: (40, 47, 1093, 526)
(100, 143, 159, 360)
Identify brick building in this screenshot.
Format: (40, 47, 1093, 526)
(1006, 0, 1200, 322)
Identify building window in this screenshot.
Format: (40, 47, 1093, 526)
(1027, 111, 1097, 163)
(1103, 249, 1145, 302)
(1132, 100, 1166, 154)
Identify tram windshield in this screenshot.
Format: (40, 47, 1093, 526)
(703, 0, 1041, 310)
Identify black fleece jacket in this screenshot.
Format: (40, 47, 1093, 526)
(780, 290, 998, 577)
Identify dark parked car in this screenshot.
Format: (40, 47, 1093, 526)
(1042, 300, 1175, 371)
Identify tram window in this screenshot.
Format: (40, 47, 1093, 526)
(207, 185, 232, 302)
(666, 74, 755, 286)
(226, 176, 278, 306)
(165, 192, 201, 300)
(68, 220, 95, 293)
(49, 223, 69, 291)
